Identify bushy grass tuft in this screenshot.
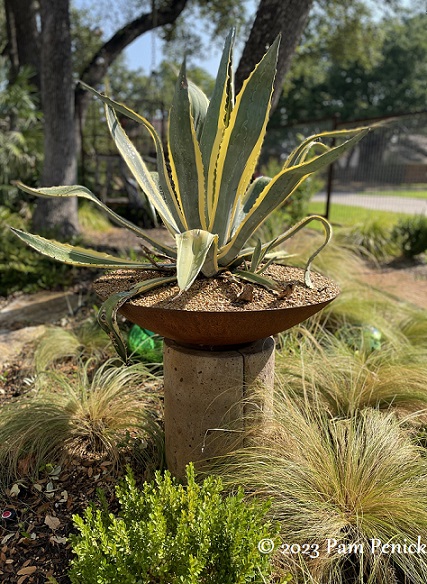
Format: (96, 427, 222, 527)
(34, 316, 113, 374)
(215, 398, 427, 584)
(0, 359, 163, 483)
(276, 335, 427, 418)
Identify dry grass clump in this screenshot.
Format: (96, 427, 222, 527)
(0, 359, 163, 483)
(275, 337, 427, 419)
(34, 316, 113, 374)
(215, 398, 427, 584)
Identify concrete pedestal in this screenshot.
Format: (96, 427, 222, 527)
(163, 337, 275, 478)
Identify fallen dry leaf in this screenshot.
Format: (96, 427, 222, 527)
(50, 535, 68, 545)
(236, 284, 254, 303)
(1, 533, 15, 545)
(58, 490, 68, 503)
(277, 283, 294, 299)
(44, 515, 61, 531)
(9, 484, 20, 497)
(17, 565, 37, 575)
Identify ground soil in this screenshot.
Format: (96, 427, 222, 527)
(0, 226, 426, 583)
(358, 257, 427, 310)
(94, 264, 340, 312)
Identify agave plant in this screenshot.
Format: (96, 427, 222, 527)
(11, 30, 369, 360)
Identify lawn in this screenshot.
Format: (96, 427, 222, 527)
(308, 201, 405, 228)
(362, 187, 427, 199)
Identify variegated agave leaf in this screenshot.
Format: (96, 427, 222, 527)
(15, 182, 177, 259)
(98, 276, 176, 362)
(9, 227, 161, 269)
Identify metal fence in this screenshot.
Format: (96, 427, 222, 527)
(80, 104, 427, 221)
(264, 111, 427, 220)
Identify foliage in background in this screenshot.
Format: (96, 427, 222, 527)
(275, 332, 427, 418)
(277, 11, 427, 125)
(0, 60, 42, 210)
(335, 219, 397, 263)
(391, 215, 427, 258)
(69, 463, 282, 584)
(78, 200, 112, 232)
(216, 401, 427, 584)
(0, 208, 75, 296)
(0, 359, 163, 482)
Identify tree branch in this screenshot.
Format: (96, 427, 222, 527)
(75, 0, 189, 114)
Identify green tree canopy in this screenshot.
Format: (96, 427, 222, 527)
(277, 8, 427, 125)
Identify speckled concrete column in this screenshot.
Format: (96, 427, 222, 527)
(163, 337, 275, 478)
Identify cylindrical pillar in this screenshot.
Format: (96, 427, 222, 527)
(163, 337, 275, 478)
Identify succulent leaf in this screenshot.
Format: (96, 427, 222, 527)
(210, 35, 280, 245)
(79, 82, 185, 232)
(98, 276, 176, 362)
(188, 80, 209, 141)
(259, 215, 333, 288)
(284, 127, 371, 169)
(15, 182, 176, 258)
(176, 230, 218, 291)
(9, 227, 152, 268)
(168, 60, 207, 230)
(232, 176, 272, 236)
(219, 127, 369, 266)
(233, 270, 281, 292)
(105, 105, 180, 234)
(199, 28, 235, 219)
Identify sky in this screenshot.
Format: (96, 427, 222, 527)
(73, 0, 258, 78)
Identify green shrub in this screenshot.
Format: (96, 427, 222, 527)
(391, 215, 427, 258)
(69, 463, 280, 584)
(336, 219, 396, 262)
(0, 207, 74, 295)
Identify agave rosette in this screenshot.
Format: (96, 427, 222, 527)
(11, 30, 369, 359)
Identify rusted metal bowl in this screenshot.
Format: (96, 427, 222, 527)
(118, 296, 337, 348)
(93, 269, 339, 348)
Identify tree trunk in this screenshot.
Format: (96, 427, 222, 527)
(4, 0, 41, 89)
(32, 0, 79, 238)
(236, 0, 314, 112)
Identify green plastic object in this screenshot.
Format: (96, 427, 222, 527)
(362, 326, 382, 352)
(128, 325, 161, 356)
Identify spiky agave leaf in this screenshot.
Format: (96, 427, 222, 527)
(219, 127, 370, 267)
(209, 36, 280, 245)
(9, 227, 158, 269)
(105, 105, 182, 234)
(79, 81, 186, 233)
(168, 60, 206, 231)
(15, 182, 177, 258)
(175, 230, 218, 291)
(97, 276, 176, 362)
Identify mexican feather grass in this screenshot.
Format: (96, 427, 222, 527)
(214, 395, 427, 584)
(0, 359, 163, 484)
(275, 335, 427, 419)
